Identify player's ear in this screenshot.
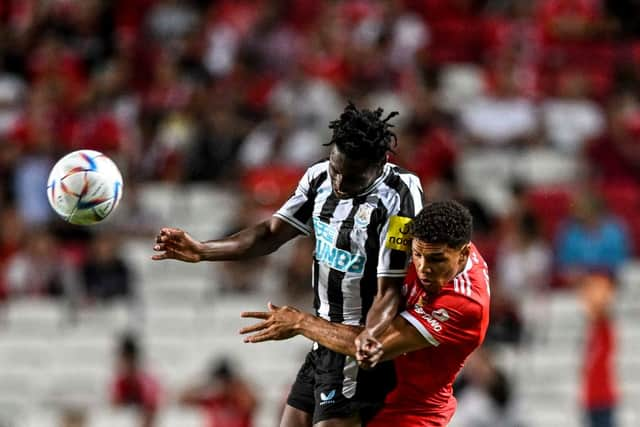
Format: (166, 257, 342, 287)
(458, 243, 471, 267)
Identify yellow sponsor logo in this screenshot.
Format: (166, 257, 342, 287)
(384, 215, 412, 251)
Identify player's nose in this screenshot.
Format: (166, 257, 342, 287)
(417, 261, 432, 274)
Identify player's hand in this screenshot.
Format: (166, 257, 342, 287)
(355, 329, 383, 369)
(152, 227, 203, 263)
(240, 302, 304, 343)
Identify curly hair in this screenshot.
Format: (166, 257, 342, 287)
(410, 200, 473, 248)
(325, 102, 398, 162)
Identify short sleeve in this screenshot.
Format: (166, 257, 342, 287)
(400, 294, 483, 347)
(377, 173, 424, 277)
(274, 164, 326, 236)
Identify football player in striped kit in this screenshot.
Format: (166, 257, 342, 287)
(153, 102, 424, 426)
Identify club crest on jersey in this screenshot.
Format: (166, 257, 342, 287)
(432, 308, 450, 322)
(354, 204, 374, 229)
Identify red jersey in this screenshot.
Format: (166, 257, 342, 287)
(582, 317, 618, 409)
(110, 371, 161, 411)
(369, 243, 491, 427)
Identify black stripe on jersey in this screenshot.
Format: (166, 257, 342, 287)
(384, 170, 416, 217)
(327, 196, 366, 322)
(315, 191, 339, 317)
(384, 171, 417, 272)
(293, 171, 327, 225)
(359, 196, 387, 323)
(318, 191, 339, 224)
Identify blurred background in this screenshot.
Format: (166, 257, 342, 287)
(0, 0, 639, 426)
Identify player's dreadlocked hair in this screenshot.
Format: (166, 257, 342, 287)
(410, 201, 473, 248)
(326, 102, 398, 162)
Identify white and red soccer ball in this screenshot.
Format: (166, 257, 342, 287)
(47, 150, 124, 225)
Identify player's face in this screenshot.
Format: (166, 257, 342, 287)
(411, 239, 470, 293)
(328, 146, 383, 199)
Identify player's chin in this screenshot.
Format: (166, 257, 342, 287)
(419, 278, 442, 290)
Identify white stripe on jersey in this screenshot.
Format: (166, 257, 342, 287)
(316, 260, 331, 319)
(464, 272, 472, 296)
(400, 311, 440, 346)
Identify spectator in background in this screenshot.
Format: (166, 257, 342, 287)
(8, 83, 59, 226)
(0, 58, 26, 139)
(179, 357, 257, 427)
(4, 229, 76, 298)
(579, 274, 618, 427)
(451, 348, 521, 427)
(110, 333, 161, 427)
(494, 209, 552, 346)
(587, 92, 640, 185)
(184, 103, 247, 182)
(497, 211, 552, 302)
(80, 231, 134, 305)
(555, 191, 630, 286)
(0, 206, 25, 300)
(237, 105, 325, 172)
(541, 70, 605, 154)
(459, 58, 538, 147)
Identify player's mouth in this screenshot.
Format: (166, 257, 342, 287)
(419, 277, 440, 288)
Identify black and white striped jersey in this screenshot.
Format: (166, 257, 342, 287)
(275, 160, 424, 325)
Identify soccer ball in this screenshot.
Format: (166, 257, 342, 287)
(47, 150, 124, 225)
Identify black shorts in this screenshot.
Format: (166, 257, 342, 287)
(287, 343, 396, 424)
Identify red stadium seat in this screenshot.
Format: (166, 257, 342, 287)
(598, 182, 640, 255)
(525, 186, 574, 241)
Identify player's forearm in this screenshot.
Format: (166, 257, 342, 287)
(296, 313, 363, 356)
(199, 220, 282, 261)
(365, 282, 401, 338)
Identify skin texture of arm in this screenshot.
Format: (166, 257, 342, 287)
(240, 303, 429, 362)
(152, 217, 301, 262)
(199, 217, 302, 260)
(355, 276, 403, 362)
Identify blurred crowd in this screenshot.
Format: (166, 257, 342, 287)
(1, 0, 639, 426)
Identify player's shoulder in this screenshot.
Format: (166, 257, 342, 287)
(386, 163, 422, 185)
(447, 243, 490, 307)
(377, 163, 423, 213)
(305, 158, 329, 177)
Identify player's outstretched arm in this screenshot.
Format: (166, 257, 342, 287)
(240, 303, 362, 356)
(240, 303, 430, 361)
(152, 217, 301, 262)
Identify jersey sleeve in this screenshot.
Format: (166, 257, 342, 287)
(400, 294, 483, 348)
(273, 165, 322, 236)
(377, 174, 424, 277)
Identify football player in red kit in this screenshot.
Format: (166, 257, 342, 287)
(241, 200, 490, 427)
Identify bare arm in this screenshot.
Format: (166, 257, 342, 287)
(152, 216, 301, 262)
(200, 217, 301, 260)
(354, 276, 403, 365)
(240, 303, 429, 361)
(366, 277, 403, 336)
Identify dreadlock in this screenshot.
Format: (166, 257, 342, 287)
(325, 102, 398, 162)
